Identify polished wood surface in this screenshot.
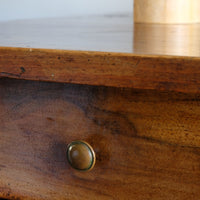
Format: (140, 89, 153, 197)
(0, 78, 200, 199)
(1, 15, 200, 94)
(1, 14, 200, 200)
(0, 15, 200, 56)
(0, 15, 133, 53)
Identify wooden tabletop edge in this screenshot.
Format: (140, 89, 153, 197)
(1, 46, 200, 94)
(1, 46, 200, 59)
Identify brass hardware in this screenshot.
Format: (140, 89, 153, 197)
(66, 141, 96, 171)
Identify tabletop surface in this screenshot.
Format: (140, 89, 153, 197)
(1, 15, 200, 94)
(0, 14, 200, 57)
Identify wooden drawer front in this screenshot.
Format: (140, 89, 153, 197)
(0, 78, 200, 200)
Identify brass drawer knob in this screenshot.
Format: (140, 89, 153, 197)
(67, 141, 96, 171)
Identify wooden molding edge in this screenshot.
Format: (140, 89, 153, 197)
(0, 46, 200, 94)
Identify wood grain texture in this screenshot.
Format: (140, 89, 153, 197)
(1, 47, 200, 94)
(0, 78, 200, 200)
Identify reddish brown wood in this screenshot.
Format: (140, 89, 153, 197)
(1, 47, 200, 94)
(0, 78, 200, 200)
(1, 15, 200, 200)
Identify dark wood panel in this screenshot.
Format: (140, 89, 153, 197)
(1, 47, 200, 94)
(0, 78, 200, 199)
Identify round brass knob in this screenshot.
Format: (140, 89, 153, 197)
(66, 141, 96, 171)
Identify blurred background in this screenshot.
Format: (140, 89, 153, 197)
(0, 0, 133, 21)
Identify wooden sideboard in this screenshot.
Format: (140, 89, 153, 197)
(0, 15, 200, 200)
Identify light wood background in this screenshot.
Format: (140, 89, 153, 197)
(134, 0, 200, 23)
